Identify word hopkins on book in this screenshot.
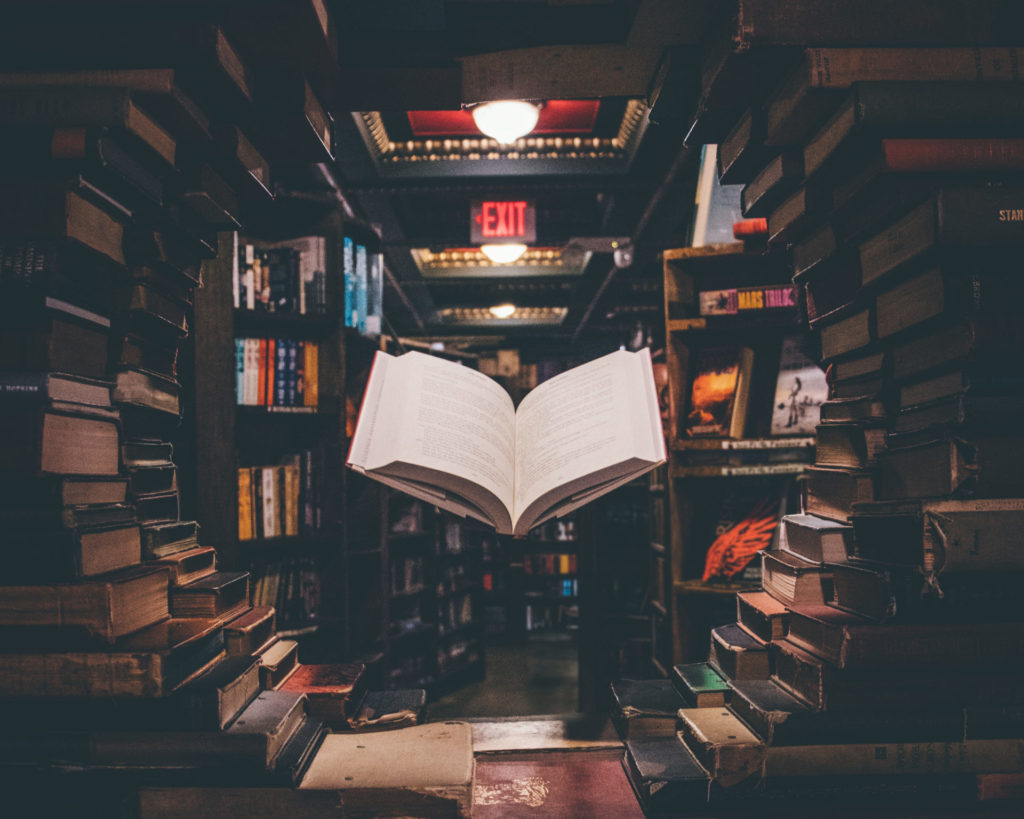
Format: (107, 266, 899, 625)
(347, 349, 665, 536)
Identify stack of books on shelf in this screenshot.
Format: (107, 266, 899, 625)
(0, 71, 340, 798)
(619, 5, 1024, 813)
(237, 451, 326, 541)
(234, 336, 319, 409)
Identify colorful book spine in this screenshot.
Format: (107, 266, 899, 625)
(234, 338, 245, 404)
(274, 338, 287, 407)
(355, 242, 368, 335)
(343, 236, 356, 329)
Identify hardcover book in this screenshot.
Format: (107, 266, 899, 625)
(348, 348, 665, 536)
(672, 662, 731, 708)
(685, 346, 753, 438)
(769, 335, 826, 435)
(708, 623, 771, 681)
(609, 678, 686, 739)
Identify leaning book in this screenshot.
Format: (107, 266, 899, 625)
(347, 348, 665, 536)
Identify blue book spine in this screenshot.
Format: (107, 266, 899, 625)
(343, 236, 356, 328)
(235, 338, 245, 404)
(355, 243, 368, 335)
(286, 340, 298, 406)
(275, 338, 288, 407)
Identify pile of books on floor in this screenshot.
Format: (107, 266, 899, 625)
(614, 3, 1024, 813)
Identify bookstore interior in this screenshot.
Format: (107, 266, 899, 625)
(2, 1, 1024, 816)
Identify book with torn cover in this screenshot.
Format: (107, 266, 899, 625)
(347, 348, 665, 536)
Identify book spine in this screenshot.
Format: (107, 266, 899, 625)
(304, 342, 318, 407)
(234, 339, 244, 404)
(237, 468, 252, 541)
(343, 236, 355, 328)
(256, 339, 267, 406)
(244, 244, 255, 311)
(355, 243, 368, 335)
(809, 46, 1023, 88)
(265, 338, 275, 407)
(295, 340, 305, 407)
(232, 231, 240, 309)
(274, 338, 287, 408)
(286, 340, 298, 407)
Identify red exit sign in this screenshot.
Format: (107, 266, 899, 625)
(471, 199, 536, 244)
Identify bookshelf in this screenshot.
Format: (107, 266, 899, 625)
(190, 210, 386, 662)
(661, 243, 820, 663)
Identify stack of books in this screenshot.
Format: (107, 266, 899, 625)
(0, 5, 348, 801)
(619, 4, 1024, 813)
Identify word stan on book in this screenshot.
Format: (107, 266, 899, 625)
(347, 349, 665, 536)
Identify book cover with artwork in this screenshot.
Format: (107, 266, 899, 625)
(771, 335, 827, 435)
(686, 346, 754, 438)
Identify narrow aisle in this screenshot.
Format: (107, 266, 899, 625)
(430, 637, 579, 719)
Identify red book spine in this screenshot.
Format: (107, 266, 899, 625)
(257, 339, 267, 406)
(881, 138, 1024, 172)
(265, 338, 276, 406)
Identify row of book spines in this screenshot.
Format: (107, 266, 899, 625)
(237, 462, 321, 541)
(342, 236, 383, 336)
(235, 242, 327, 315)
(523, 553, 577, 575)
(234, 337, 318, 408)
(249, 556, 321, 630)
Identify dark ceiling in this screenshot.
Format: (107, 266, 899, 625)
(323, 0, 716, 353)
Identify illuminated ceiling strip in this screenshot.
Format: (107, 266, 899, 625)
(359, 99, 647, 164)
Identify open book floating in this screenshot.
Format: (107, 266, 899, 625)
(347, 348, 667, 536)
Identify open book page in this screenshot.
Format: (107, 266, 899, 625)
(512, 348, 665, 534)
(347, 351, 517, 531)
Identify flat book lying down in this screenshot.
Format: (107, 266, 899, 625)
(348, 348, 666, 536)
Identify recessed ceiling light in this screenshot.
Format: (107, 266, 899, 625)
(479, 243, 528, 264)
(471, 100, 541, 144)
(489, 304, 517, 319)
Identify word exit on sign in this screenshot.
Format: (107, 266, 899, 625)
(471, 199, 536, 244)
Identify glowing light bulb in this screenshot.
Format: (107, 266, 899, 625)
(479, 243, 527, 264)
(471, 100, 541, 144)
(489, 304, 517, 319)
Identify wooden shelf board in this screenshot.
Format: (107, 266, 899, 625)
(674, 579, 757, 595)
(671, 436, 815, 452)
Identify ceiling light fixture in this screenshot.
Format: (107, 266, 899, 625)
(489, 304, 517, 319)
(479, 243, 528, 264)
(471, 100, 541, 144)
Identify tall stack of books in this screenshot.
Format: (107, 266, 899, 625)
(0, 3, 348, 807)
(620, 3, 1024, 813)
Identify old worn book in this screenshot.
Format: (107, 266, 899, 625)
(170, 571, 249, 619)
(113, 368, 181, 418)
(297, 723, 473, 816)
(0, 86, 175, 167)
(803, 465, 875, 522)
(685, 346, 754, 438)
(0, 307, 109, 380)
(153, 545, 217, 587)
(877, 434, 1024, 500)
(815, 422, 887, 469)
(4, 519, 141, 581)
(348, 348, 665, 536)
(709, 624, 771, 681)
(779, 514, 851, 564)
(223, 605, 276, 657)
(851, 498, 1024, 588)
(0, 615, 224, 698)
(879, 265, 1023, 343)
(347, 688, 427, 732)
(760, 549, 831, 607)
(622, 737, 712, 813)
(141, 519, 199, 559)
(766, 182, 831, 245)
(258, 638, 299, 690)
(728, 678, 966, 747)
(677, 707, 764, 787)
(741, 151, 803, 217)
(0, 371, 111, 408)
(671, 662, 731, 708)
(174, 656, 262, 731)
(764, 48, 1024, 148)
(735, 591, 788, 644)
(279, 662, 367, 725)
(858, 186, 1024, 286)
(804, 82, 1024, 181)
(0, 401, 121, 477)
(717, 107, 769, 184)
(788, 603, 1024, 673)
(609, 678, 685, 739)
(891, 318, 1023, 383)
(0, 564, 168, 642)
(819, 394, 886, 424)
(817, 307, 873, 362)
(91, 690, 306, 771)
